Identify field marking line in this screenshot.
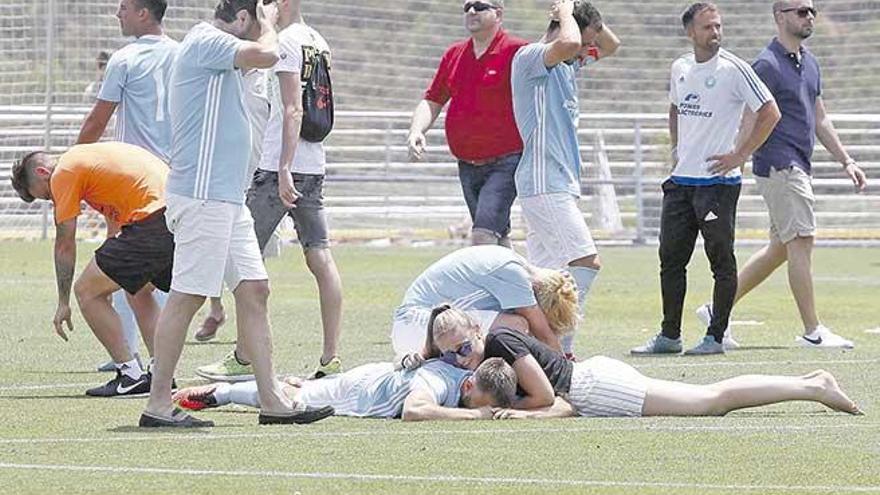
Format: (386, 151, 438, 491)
(0, 462, 878, 492)
(0, 423, 875, 446)
(2, 358, 877, 392)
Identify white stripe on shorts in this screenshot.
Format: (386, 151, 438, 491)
(566, 356, 648, 417)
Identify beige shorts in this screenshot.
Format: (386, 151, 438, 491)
(520, 192, 598, 269)
(390, 307, 498, 356)
(756, 167, 816, 244)
(165, 193, 268, 298)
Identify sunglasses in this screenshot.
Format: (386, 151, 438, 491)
(463, 1, 498, 13)
(779, 6, 817, 18)
(441, 340, 474, 365)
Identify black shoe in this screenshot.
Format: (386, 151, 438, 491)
(258, 405, 334, 425)
(85, 370, 151, 397)
(139, 408, 214, 428)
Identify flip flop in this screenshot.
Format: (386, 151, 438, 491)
(195, 315, 225, 342)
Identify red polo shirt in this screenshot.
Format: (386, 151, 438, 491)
(424, 29, 527, 163)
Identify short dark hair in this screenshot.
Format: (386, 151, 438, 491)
(548, 1, 603, 33)
(473, 357, 517, 408)
(10, 151, 45, 203)
(134, 0, 167, 23)
(681, 2, 719, 28)
(214, 0, 274, 23)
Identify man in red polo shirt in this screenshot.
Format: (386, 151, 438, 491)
(407, 0, 527, 247)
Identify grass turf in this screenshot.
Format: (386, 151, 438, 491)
(0, 241, 878, 494)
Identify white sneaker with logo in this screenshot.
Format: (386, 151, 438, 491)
(796, 325, 855, 349)
(695, 303, 739, 350)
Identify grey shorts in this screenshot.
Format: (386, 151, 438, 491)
(246, 169, 330, 250)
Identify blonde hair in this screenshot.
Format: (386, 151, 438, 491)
(431, 305, 479, 341)
(531, 268, 580, 336)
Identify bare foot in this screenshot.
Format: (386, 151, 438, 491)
(814, 370, 863, 415)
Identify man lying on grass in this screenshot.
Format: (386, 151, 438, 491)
(426, 306, 863, 419)
(173, 358, 517, 421)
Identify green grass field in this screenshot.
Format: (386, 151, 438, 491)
(0, 241, 878, 494)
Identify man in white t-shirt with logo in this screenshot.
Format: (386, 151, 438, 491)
(632, 2, 781, 356)
(195, 0, 344, 383)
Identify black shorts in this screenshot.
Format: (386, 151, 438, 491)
(95, 208, 174, 294)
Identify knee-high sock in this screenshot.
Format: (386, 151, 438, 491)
(562, 267, 600, 354)
(212, 381, 260, 408)
(112, 290, 140, 358)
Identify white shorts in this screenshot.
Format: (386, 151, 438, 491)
(297, 362, 395, 417)
(565, 356, 648, 417)
(165, 193, 268, 298)
(390, 307, 498, 356)
(520, 192, 598, 269)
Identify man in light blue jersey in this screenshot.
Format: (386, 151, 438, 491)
(142, 0, 329, 428)
(391, 246, 581, 357)
(172, 358, 517, 421)
(511, 0, 619, 359)
(76, 0, 178, 374)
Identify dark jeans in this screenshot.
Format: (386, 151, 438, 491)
(659, 180, 741, 342)
(457, 152, 520, 238)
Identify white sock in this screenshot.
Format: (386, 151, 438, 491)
(227, 381, 261, 408)
(211, 383, 235, 407)
(117, 358, 144, 380)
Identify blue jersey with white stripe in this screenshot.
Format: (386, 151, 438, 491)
(668, 48, 773, 186)
(345, 360, 469, 418)
(167, 23, 251, 204)
(98, 35, 179, 162)
(396, 245, 537, 316)
(512, 43, 586, 198)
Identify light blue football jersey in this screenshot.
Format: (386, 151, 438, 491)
(397, 245, 537, 315)
(98, 35, 179, 162)
(166, 22, 252, 204)
(512, 43, 587, 198)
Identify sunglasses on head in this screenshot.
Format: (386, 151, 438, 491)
(779, 6, 817, 18)
(463, 1, 498, 13)
(440, 340, 474, 365)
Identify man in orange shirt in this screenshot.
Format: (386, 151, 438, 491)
(10, 142, 174, 397)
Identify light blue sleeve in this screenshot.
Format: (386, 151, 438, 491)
(512, 43, 551, 84)
(196, 29, 243, 71)
(97, 53, 126, 103)
(481, 263, 538, 310)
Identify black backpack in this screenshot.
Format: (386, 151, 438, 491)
(300, 46, 334, 143)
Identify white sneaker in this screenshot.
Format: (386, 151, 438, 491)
(696, 303, 739, 350)
(796, 325, 854, 349)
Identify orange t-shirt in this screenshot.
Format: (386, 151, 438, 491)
(50, 142, 168, 225)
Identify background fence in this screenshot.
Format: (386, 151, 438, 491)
(1, 0, 878, 242)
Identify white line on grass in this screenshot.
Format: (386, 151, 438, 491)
(0, 462, 878, 492)
(0, 423, 875, 446)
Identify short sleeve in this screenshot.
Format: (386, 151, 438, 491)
(97, 54, 126, 103)
(815, 62, 822, 97)
(481, 263, 537, 310)
(275, 33, 302, 75)
(512, 43, 551, 83)
(751, 58, 778, 96)
(50, 167, 84, 224)
(734, 61, 774, 112)
(668, 61, 680, 104)
(196, 29, 242, 71)
(484, 331, 531, 366)
(424, 49, 453, 105)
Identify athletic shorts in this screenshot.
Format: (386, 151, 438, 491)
(297, 363, 396, 417)
(390, 307, 498, 356)
(520, 192, 598, 269)
(165, 193, 268, 298)
(756, 167, 816, 244)
(94, 208, 174, 294)
(565, 356, 648, 417)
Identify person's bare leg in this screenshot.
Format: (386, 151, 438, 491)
(232, 280, 291, 414)
(733, 237, 787, 304)
(304, 248, 343, 365)
(144, 290, 205, 417)
(641, 370, 861, 416)
(785, 236, 820, 333)
(126, 286, 160, 357)
(74, 259, 133, 363)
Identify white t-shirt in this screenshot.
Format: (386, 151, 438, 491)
(242, 68, 270, 181)
(259, 23, 330, 175)
(669, 48, 773, 185)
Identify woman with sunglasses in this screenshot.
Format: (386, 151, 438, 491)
(426, 306, 862, 416)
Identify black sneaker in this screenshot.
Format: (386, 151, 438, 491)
(258, 404, 334, 425)
(85, 370, 151, 397)
(139, 408, 214, 428)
